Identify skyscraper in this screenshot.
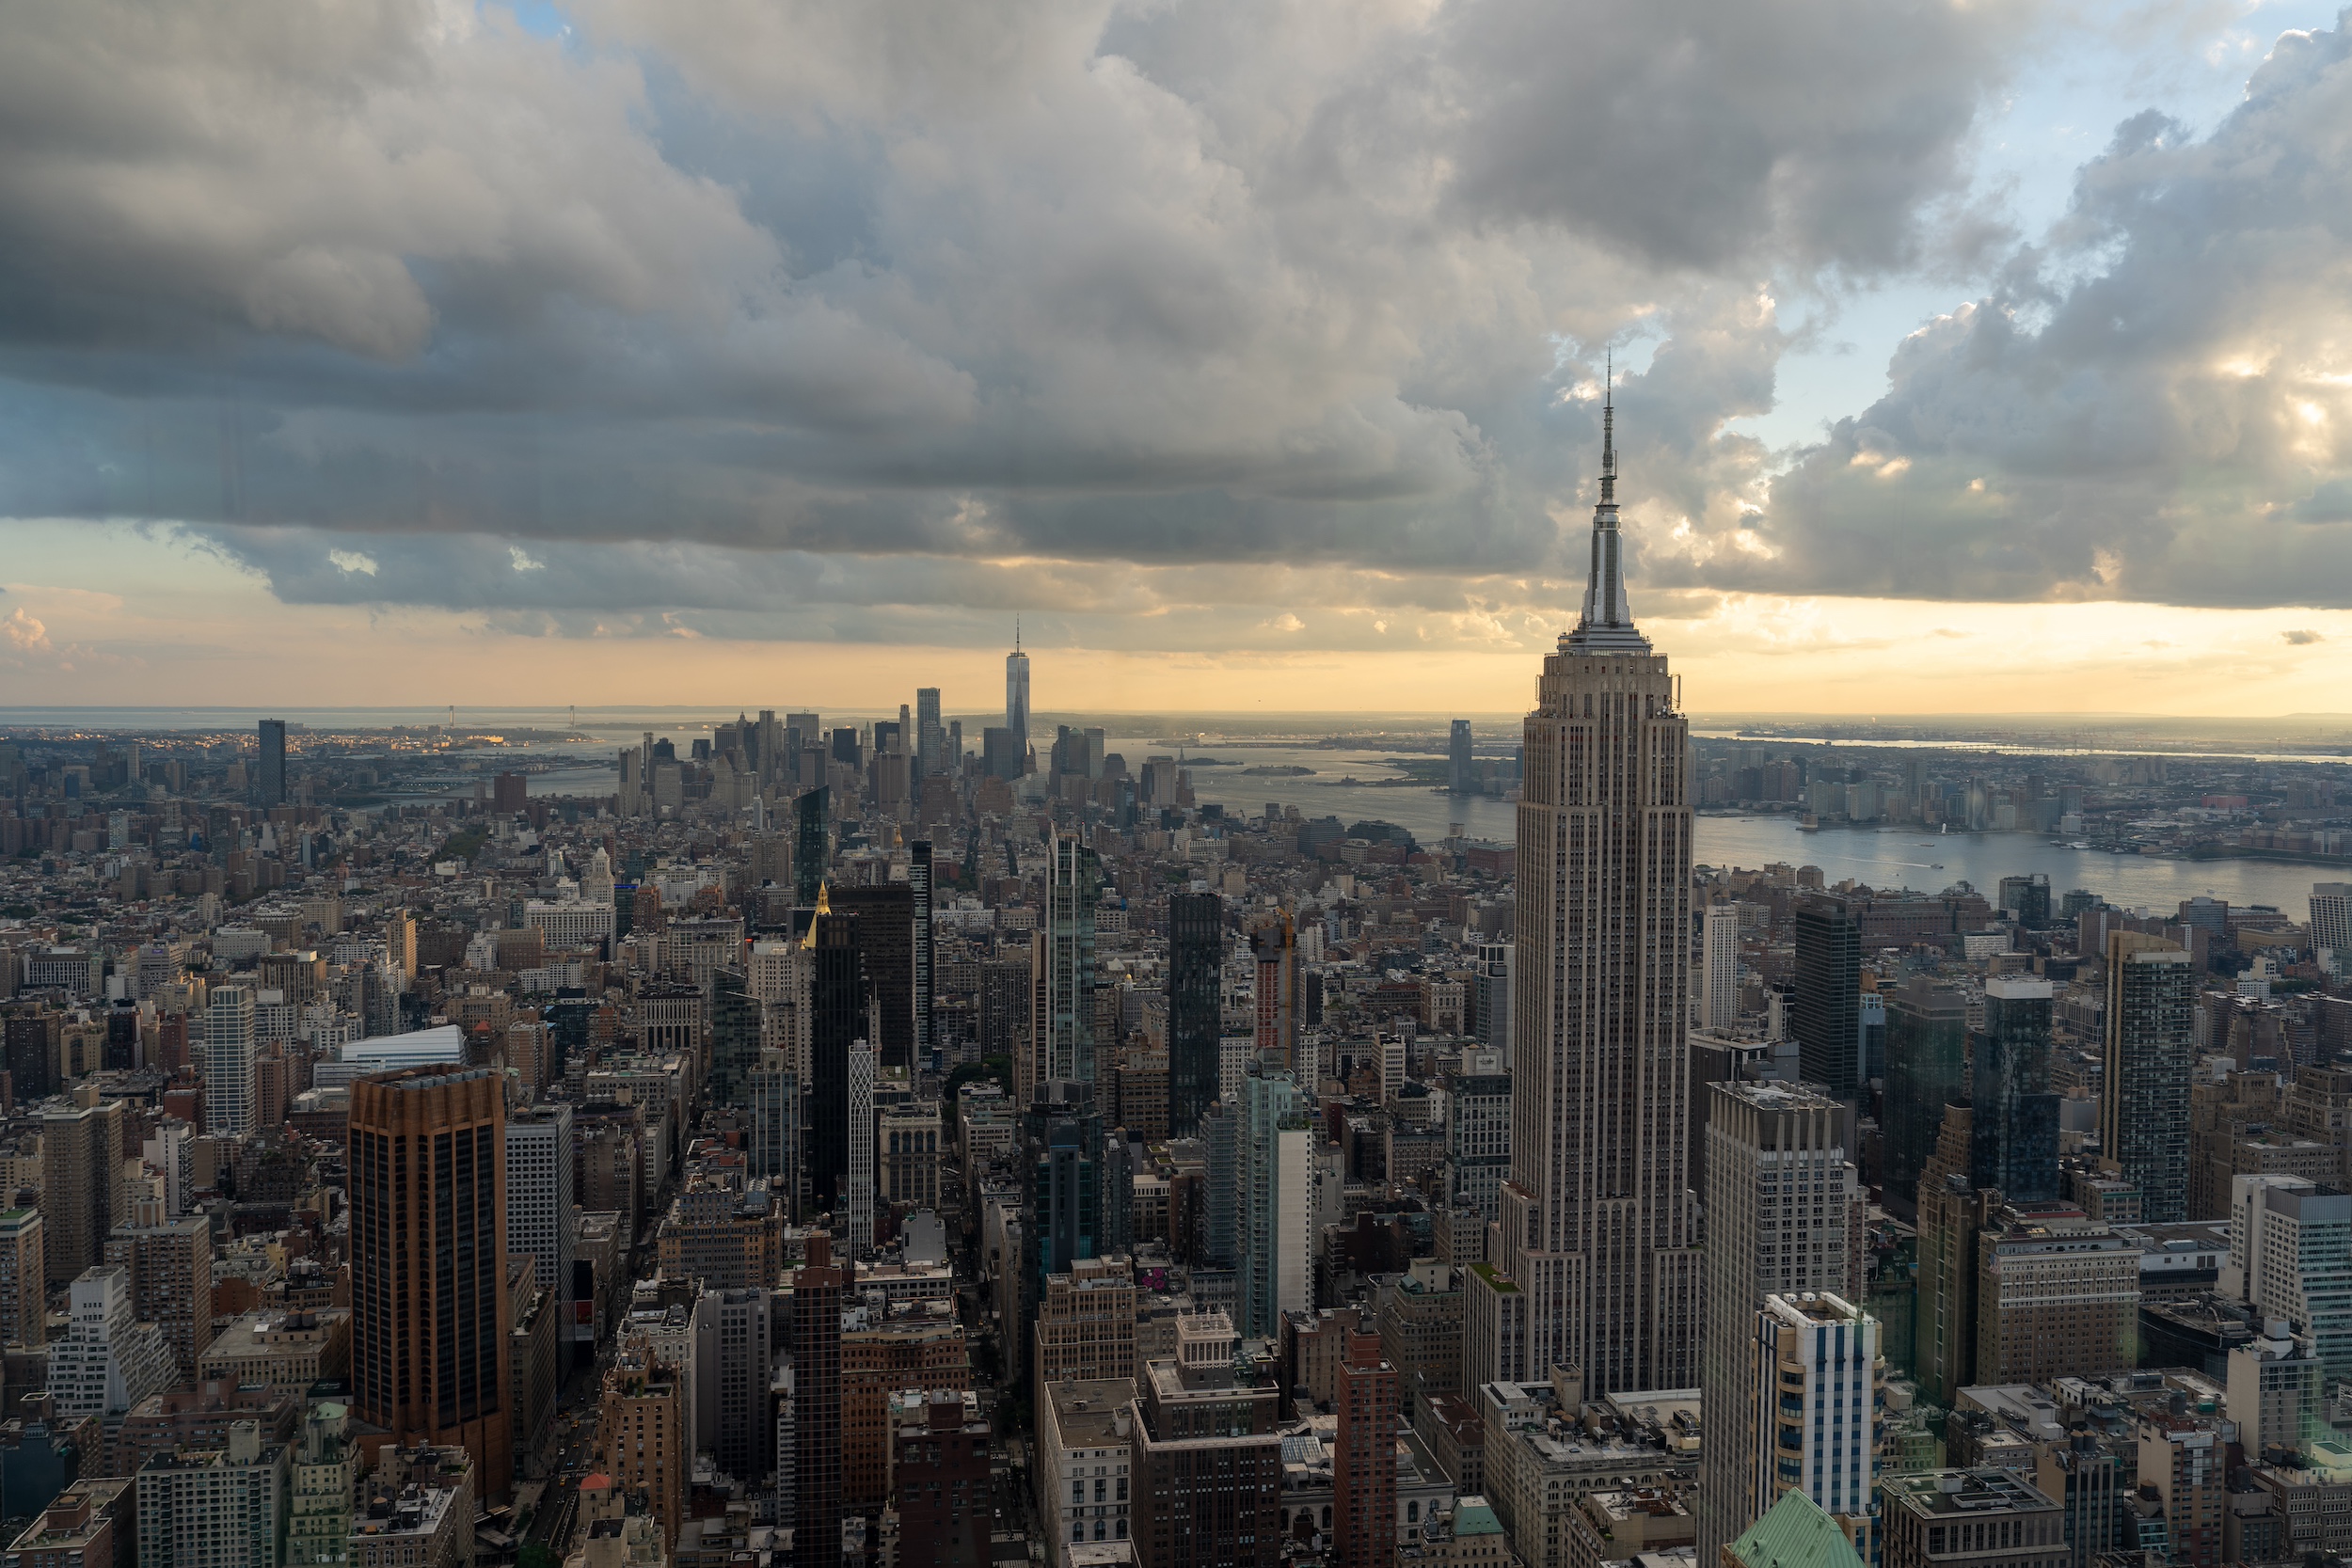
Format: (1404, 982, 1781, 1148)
(1237, 1067, 1311, 1338)
(1005, 628, 1031, 760)
(708, 967, 763, 1108)
(910, 840, 935, 1067)
(1025, 1092, 1104, 1346)
(349, 1067, 513, 1500)
(845, 1042, 876, 1261)
(1333, 1330, 1399, 1568)
(257, 719, 287, 806)
(1701, 902, 1740, 1032)
(1025, 826, 1098, 1101)
(793, 1233, 846, 1568)
(2103, 932, 2195, 1222)
(794, 787, 829, 907)
(1167, 891, 1223, 1137)
(831, 883, 915, 1069)
(504, 1102, 576, 1302)
(1249, 915, 1298, 1074)
(914, 688, 943, 776)
(1496, 388, 1699, 1395)
(2231, 1178, 2352, 1385)
(40, 1094, 125, 1286)
(1883, 978, 1967, 1215)
(1740, 1294, 1885, 1562)
(1793, 895, 1862, 1101)
(1915, 1103, 1994, 1403)
(1475, 940, 1514, 1064)
(1447, 720, 1475, 793)
(201, 983, 260, 1135)
(2314, 883, 2352, 980)
(807, 908, 866, 1214)
(748, 1049, 799, 1193)
(1697, 1083, 1863, 1565)
(1970, 977, 2058, 1204)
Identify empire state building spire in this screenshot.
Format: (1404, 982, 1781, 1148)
(1492, 352, 1695, 1401)
(1568, 360, 1649, 652)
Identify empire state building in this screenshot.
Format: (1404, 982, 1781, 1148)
(1493, 387, 1698, 1395)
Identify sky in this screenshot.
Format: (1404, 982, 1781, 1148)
(3, 0, 2350, 718)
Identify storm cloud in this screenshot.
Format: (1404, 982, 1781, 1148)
(2, 0, 2344, 640)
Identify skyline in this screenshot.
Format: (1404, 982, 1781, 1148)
(3, 0, 2351, 711)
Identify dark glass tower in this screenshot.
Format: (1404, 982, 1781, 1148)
(1793, 895, 1862, 1100)
(1167, 891, 1224, 1137)
(257, 719, 287, 806)
(2103, 932, 2195, 1221)
(795, 786, 828, 907)
(707, 967, 761, 1109)
(1883, 977, 1967, 1212)
(806, 911, 866, 1212)
(831, 884, 914, 1070)
(1969, 976, 2058, 1203)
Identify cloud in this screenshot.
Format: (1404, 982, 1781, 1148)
(2282, 627, 2325, 644)
(1710, 20, 2352, 607)
(18, 0, 2348, 642)
(0, 0, 2038, 637)
(1, 607, 51, 654)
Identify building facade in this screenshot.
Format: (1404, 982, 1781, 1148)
(348, 1068, 513, 1501)
(2103, 934, 2195, 1223)
(1697, 1083, 1864, 1564)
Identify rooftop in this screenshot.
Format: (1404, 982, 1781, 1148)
(1885, 1468, 2061, 1517)
(1727, 1489, 1867, 1568)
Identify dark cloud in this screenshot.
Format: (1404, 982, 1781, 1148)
(20, 0, 2336, 641)
(1433, 0, 2026, 273)
(2283, 628, 2326, 644)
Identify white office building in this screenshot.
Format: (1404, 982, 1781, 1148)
(48, 1264, 177, 1420)
(506, 1102, 577, 1299)
(310, 1024, 467, 1090)
(1702, 902, 1741, 1031)
(2229, 1174, 2352, 1385)
(201, 986, 260, 1136)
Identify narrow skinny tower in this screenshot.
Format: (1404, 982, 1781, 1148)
(1496, 379, 1698, 1394)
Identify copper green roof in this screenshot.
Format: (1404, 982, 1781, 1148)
(1726, 1490, 1867, 1568)
(1453, 1498, 1503, 1537)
